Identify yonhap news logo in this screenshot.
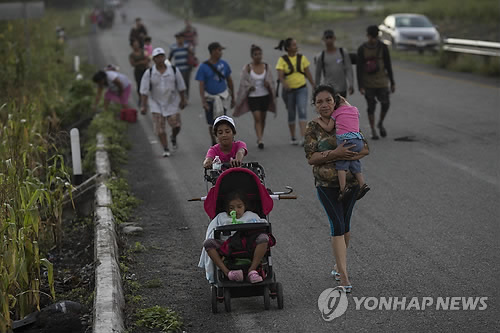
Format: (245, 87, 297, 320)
(317, 287, 349, 321)
(318, 290, 488, 321)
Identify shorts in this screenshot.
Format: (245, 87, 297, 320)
(316, 185, 359, 236)
(152, 113, 181, 136)
(105, 85, 131, 106)
(335, 138, 364, 173)
(248, 95, 270, 112)
(204, 101, 227, 125)
(364, 87, 390, 114)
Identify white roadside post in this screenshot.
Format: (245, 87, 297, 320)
(70, 128, 83, 185)
(74, 55, 80, 73)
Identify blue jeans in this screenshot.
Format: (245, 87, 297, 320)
(282, 85, 308, 124)
(335, 138, 364, 173)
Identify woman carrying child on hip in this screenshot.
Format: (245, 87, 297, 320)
(313, 87, 370, 201)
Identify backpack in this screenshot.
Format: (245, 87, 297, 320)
(363, 43, 382, 74)
(320, 48, 345, 77)
(276, 54, 304, 97)
(149, 64, 177, 91)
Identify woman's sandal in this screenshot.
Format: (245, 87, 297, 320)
(247, 270, 263, 283)
(331, 269, 341, 282)
(227, 270, 244, 282)
(342, 285, 352, 293)
(337, 187, 352, 201)
(357, 184, 371, 200)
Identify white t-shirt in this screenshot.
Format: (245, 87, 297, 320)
(105, 70, 131, 92)
(248, 69, 268, 97)
(139, 62, 187, 116)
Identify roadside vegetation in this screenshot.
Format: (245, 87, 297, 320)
(0, 6, 95, 331)
(156, 0, 499, 76)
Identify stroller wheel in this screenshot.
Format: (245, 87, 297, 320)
(276, 282, 284, 309)
(211, 285, 218, 314)
(224, 288, 232, 312)
(263, 285, 270, 310)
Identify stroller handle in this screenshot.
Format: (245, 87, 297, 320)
(270, 195, 297, 200)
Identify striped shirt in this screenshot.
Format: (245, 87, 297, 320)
(169, 43, 190, 72)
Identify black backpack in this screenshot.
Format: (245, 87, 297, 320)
(276, 54, 305, 97)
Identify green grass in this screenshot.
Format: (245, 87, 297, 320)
(135, 306, 183, 333)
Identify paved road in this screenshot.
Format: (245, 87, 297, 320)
(93, 0, 499, 331)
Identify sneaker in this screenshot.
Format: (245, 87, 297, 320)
(162, 148, 171, 157)
(227, 270, 244, 282)
(247, 270, 263, 283)
(257, 142, 264, 150)
(171, 136, 177, 150)
(290, 138, 298, 145)
(298, 138, 305, 146)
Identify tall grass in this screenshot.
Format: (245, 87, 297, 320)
(0, 7, 89, 332)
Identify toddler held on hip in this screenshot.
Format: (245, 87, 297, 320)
(313, 95, 370, 201)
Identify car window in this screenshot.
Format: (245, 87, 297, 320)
(395, 16, 433, 28)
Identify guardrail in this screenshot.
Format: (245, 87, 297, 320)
(442, 38, 500, 61)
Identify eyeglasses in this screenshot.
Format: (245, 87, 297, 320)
(324, 35, 334, 39)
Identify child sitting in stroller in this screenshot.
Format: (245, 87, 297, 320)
(199, 190, 274, 283)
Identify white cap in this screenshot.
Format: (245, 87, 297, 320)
(152, 47, 166, 57)
(213, 115, 236, 132)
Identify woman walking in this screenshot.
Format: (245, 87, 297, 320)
(234, 45, 276, 149)
(275, 38, 315, 146)
(129, 39, 150, 105)
(304, 85, 369, 292)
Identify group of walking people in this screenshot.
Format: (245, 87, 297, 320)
(89, 12, 398, 294)
(197, 24, 397, 292)
(92, 17, 199, 157)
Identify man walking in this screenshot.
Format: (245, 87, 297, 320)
(315, 29, 354, 98)
(169, 32, 193, 100)
(140, 48, 187, 157)
(195, 42, 235, 145)
(129, 17, 148, 47)
(356, 25, 395, 140)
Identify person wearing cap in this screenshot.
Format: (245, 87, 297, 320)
(275, 37, 315, 146)
(139, 47, 187, 157)
(169, 32, 193, 100)
(315, 29, 354, 98)
(356, 25, 395, 140)
(195, 42, 235, 145)
(202, 115, 247, 169)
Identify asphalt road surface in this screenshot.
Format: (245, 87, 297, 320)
(92, 0, 499, 331)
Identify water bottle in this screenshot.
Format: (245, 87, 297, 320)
(212, 156, 222, 171)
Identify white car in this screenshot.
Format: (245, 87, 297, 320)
(378, 13, 441, 53)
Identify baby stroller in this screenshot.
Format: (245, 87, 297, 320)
(191, 162, 295, 313)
